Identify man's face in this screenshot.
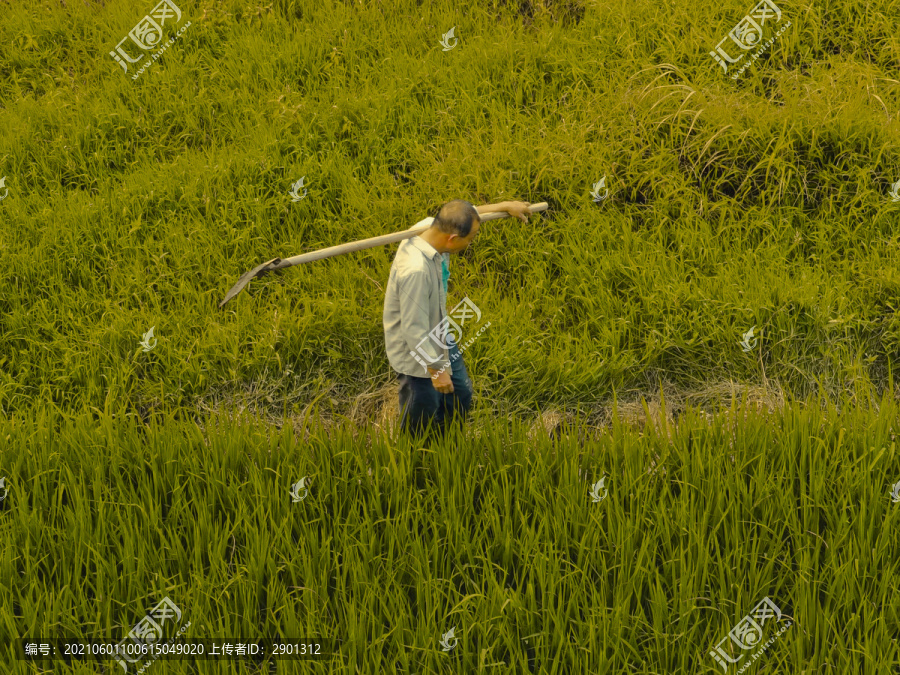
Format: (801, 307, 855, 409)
(448, 218, 480, 253)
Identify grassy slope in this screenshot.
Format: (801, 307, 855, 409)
(1, 0, 899, 420)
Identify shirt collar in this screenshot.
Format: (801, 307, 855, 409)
(409, 234, 443, 261)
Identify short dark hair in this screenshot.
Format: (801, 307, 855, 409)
(433, 199, 480, 238)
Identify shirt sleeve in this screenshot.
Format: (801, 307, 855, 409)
(396, 266, 450, 371)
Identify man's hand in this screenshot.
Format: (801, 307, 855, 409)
(504, 201, 532, 222)
(428, 368, 454, 394)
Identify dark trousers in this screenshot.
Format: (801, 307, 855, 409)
(397, 339, 473, 441)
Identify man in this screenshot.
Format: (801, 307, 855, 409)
(383, 199, 532, 440)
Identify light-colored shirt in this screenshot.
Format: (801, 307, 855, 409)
(383, 217, 452, 377)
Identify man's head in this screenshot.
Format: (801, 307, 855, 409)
(431, 199, 481, 254)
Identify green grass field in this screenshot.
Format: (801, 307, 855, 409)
(2, 0, 900, 672)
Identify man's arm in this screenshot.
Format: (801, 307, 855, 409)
(476, 201, 512, 216)
(397, 269, 451, 372)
